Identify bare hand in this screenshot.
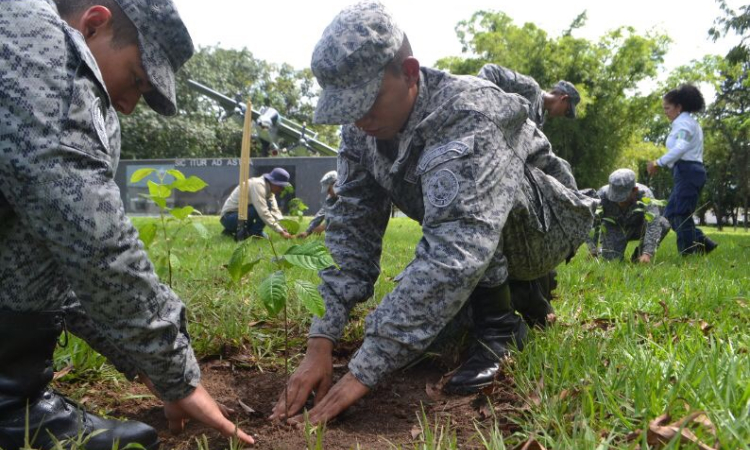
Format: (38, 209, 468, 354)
(140, 378, 255, 445)
(646, 160, 659, 176)
(269, 338, 334, 421)
(296, 232, 309, 239)
(638, 253, 652, 264)
(288, 372, 369, 426)
(280, 231, 293, 239)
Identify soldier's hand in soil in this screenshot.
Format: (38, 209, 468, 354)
(637, 253, 652, 264)
(164, 383, 256, 445)
(288, 372, 370, 426)
(270, 337, 334, 421)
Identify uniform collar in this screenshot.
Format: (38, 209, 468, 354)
(385, 69, 428, 175)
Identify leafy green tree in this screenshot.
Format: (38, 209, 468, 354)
(436, 11, 669, 188)
(119, 47, 339, 160)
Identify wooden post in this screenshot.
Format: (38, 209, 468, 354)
(236, 100, 253, 240)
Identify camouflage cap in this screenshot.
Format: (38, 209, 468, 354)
(552, 80, 580, 118)
(311, 1, 404, 124)
(608, 168, 636, 202)
(114, 0, 194, 116)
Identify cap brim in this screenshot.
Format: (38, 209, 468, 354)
(608, 188, 630, 202)
(139, 37, 178, 116)
(313, 69, 385, 125)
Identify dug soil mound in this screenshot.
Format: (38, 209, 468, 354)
(103, 353, 525, 449)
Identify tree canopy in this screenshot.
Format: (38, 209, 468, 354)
(119, 47, 339, 160)
(436, 10, 670, 189)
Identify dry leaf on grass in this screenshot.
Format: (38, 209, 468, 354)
(513, 437, 547, 450)
(52, 364, 74, 381)
(410, 425, 422, 440)
(628, 410, 718, 450)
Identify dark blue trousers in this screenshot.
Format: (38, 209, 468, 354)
(220, 205, 266, 238)
(664, 161, 708, 255)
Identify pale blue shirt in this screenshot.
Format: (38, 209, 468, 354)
(657, 112, 703, 168)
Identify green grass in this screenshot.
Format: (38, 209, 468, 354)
(54, 217, 750, 449)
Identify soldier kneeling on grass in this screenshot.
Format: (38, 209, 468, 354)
(585, 168, 671, 263)
(0, 0, 254, 448)
(269, 1, 597, 426)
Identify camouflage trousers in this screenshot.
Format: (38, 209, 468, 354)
(503, 166, 597, 280)
(601, 216, 671, 261)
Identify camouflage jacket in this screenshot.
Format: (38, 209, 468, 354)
(311, 67, 573, 388)
(477, 64, 577, 190)
(0, 0, 198, 401)
(587, 183, 664, 256)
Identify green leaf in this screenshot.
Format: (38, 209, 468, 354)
(283, 241, 334, 271)
(241, 260, 260, 278)
(151, 196, 167, 209)
(228, 242, 251, 282)
(138, 222, 158, 248)
(279, 218, 301, 235)
(170, 206, 195, 220)
(259, 271, 287, 316)
(130, 168, 156, 183)
(147, 180, 172, 198)
(166, 169, 186, 181)
(602, 217, 617, 225)
(645, 211, 655, 222)
(192, 222, 210, 239)
(170, 176, 208, 193)
(294, 280, 325, 317)
(169, 253, 181, 270)
(641, 197, 652, 205)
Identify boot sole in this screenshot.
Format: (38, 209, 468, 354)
(443, 380, 493, 395)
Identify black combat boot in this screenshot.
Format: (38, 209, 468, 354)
(444, 284, 528, 394)
(0, 310, 159, 450)
(509, 270, 557, 328)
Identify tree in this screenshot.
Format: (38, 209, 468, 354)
(436, 11, 670, 188)
(705, 1, 750, 229)
(119, 47, 339, 160)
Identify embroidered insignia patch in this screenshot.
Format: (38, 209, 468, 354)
(91, 96, 109, 152)
(426, 169, 459, 208)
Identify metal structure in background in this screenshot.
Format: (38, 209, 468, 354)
(115, 157, 337, 216)
(187, 79, 338, 157)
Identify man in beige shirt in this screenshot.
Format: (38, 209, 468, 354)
(220, 167, 293, 240)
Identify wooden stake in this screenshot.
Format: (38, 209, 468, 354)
(237, 100, 253, 233)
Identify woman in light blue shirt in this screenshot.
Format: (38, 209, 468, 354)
(647, 84, 717, 255)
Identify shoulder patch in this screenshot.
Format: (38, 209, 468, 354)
(91, 96, 109, 151)
(426, 169, 459, 208)
(417, 135, 474, 175)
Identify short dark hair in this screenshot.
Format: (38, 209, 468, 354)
(663, 84, 705, 113)
(55, 0, 139, 48)
(385, 35, 413, 75)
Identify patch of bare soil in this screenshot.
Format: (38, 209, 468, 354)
(70, 347, 525, 450)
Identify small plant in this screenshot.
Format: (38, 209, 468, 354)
(228, 235, 332, 418)
(129, 168, 210, 287)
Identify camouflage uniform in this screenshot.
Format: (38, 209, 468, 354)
(587, 182, 670, 261)
(305, 196, 337, 234)
(477, 64, 577, 190)
(309, 65, 596, 388)
(0, 0, 198, 402)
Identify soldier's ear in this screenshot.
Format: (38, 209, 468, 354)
(402, 57, 420, 87)
(78, 6, 114, 40)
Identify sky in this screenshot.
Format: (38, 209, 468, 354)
(174, 0, 744, 80)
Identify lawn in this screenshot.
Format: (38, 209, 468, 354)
(53, 217, 750, 449)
